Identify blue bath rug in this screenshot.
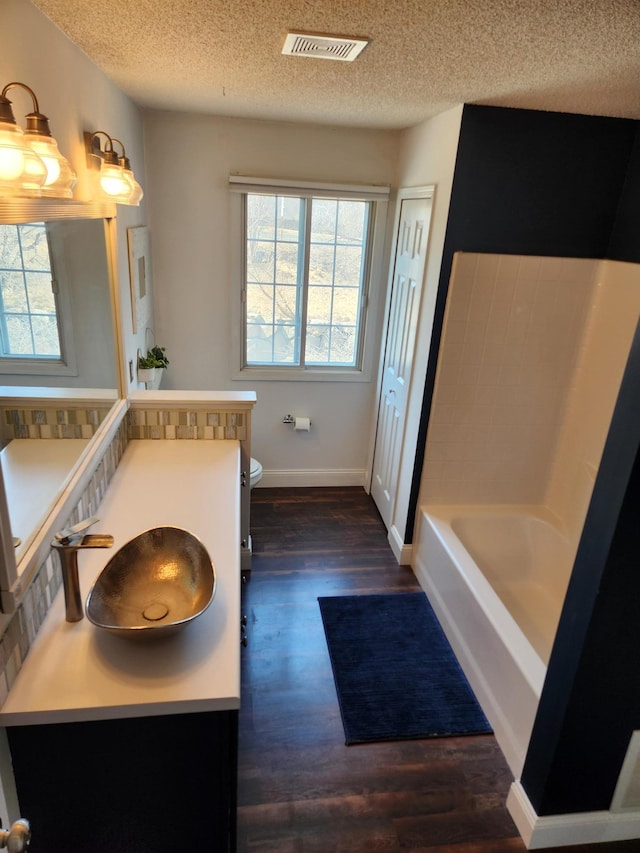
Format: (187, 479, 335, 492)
(318, 592, 492, 745)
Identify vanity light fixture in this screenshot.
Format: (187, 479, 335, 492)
(112, 138, 144, 205)
(86, 131, 143, 206)
(0, 82, 76, 199)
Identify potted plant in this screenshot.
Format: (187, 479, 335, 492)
(137, 346, 169, 388)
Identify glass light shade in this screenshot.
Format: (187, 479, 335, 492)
(122, 168, 144, 205)
(99, 161, 135, 201)
(0, 119, 46, 196)
(24, 131, 76, 199)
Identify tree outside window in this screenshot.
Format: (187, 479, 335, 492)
(0, 223, 62, 359)
(244, 193, 371, 369)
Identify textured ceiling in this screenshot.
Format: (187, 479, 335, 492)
(33, 0, 640, 129)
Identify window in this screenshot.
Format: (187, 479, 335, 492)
(0, 222, 62, 360)
(244, 192, 372, 369)
(232, 177, 389, 380)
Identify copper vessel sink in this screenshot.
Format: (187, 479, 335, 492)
(86, 526, 216, 638)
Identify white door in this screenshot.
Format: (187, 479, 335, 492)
(371, 191, 433, 529)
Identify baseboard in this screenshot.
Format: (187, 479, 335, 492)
(507, 781, 640, 849)
(388, 524, 412, 566)
(256, 469, 367, 488)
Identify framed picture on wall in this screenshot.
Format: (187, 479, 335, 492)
(127, 225, 153, 334)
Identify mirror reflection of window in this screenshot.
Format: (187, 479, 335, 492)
(0, 223, 63, 360)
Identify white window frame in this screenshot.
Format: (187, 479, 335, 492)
(230, 176, 389, 382)
(0, 222, 77, 377)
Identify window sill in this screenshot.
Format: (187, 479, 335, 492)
(232, 365, 373, 383)
(0, 360, 77, 377)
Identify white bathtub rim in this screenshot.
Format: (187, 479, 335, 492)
(413, 549, 534, 776)
(423, 503, 570, 537)
(421, 505, 548, 699)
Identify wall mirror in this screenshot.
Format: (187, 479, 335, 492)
(0, 199, 122, 610)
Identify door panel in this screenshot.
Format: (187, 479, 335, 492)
(371, 194, 432, 529)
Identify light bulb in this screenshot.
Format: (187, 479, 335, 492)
(25, 133, 76, 198)
(28, 139, 61, 184)
(0, 122, 25, 179)
(0, 120, 46, 196)
(99, 162, 133, 197)
(0, 146, 24, 180)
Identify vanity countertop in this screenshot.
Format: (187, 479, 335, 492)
(0, 439, 241, 726)
(1, 438, 91, 563)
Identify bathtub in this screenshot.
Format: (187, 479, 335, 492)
(413, 505, 574, 777)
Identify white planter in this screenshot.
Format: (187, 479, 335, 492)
(147, 369, 163, 390)
(137, 366, 158, 387)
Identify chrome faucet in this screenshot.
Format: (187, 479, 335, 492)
(51, 516, 114, 622)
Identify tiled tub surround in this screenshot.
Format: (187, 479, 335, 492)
(423, 252, 595, 506)
(414, 251, 640, 779)
(421, 253, 640, 539)
(545, 259, 640, 543)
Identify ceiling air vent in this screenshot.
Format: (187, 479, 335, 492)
(282, 32, 369, 62)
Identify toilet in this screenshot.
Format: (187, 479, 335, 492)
(249, 457, 263, 489)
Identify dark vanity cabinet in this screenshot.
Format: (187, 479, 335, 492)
(7, 709, 238, 853)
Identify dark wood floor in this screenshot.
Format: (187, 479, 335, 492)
(237, 487, 638, 852)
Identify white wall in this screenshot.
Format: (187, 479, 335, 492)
(142, 110, 400, 482)
(0, 0, 147, 825)
(385, 106, 463, 549)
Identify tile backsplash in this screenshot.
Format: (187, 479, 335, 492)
(2, 405, 113, 441)
(127, 408, 247, 440)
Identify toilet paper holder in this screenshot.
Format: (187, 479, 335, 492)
(283, 413, 311, 428)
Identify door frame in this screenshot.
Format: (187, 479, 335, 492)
(366, 185, 435, 561)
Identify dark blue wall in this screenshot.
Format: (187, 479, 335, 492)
(608, 127, 640, 262)
(443, 105, 635, 260)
